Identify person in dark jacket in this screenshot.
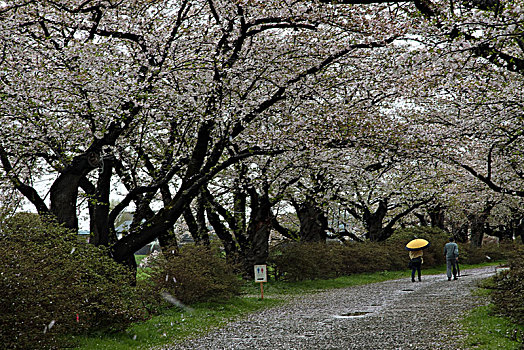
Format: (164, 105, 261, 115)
(444, 237, 459, 281)
(409, 250, 423, 282)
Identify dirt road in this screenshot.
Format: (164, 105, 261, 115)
(164, 266, 495, 350)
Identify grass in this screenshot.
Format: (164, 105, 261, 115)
(460, 304, 524, 349)
(73, 297, 283, 349)
(74, 261, 512, 350)
(242, 270, 408, 296)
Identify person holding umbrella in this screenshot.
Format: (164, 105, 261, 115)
(406, 238, 430, 282)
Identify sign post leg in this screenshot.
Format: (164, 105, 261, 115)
(260, 282, 264, 300)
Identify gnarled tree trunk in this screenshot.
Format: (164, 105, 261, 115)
(363, 199, 389, 242)
(295, 197, 328, 243)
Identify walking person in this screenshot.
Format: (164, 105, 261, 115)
(409, 249, 423, 282)
(405, 238, 430, 283)
(444, 237, 459, 281)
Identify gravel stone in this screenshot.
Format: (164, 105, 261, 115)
(161, 266, 495, 350)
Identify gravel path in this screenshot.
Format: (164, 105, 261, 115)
(163, 266, 495, 350)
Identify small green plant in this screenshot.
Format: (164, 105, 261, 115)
(149, 243, 242, 304)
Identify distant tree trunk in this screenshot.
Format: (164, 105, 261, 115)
(183, 203, 199, 240)
(453, 223, 469, 243)
(294, 197, 328, 242)
(244, 184, 272, 277)
(414, 212, 428, 226)
(469, 217, 486, 247)
(487, 225, 513, 242)
(183, 192, 210, 245)
(509, 211, 524, 244)
(233, 182, 247, 241)
(468, 203, 494, 247)
(195, 192, 210, 245)
(271, 215, 299, 240)
(202, 185, 247, 263)
(428, 204, 446, 230)
(205, 204, 239, 259)
(363, 199, 389, 241)
(515, 217, 524, 244)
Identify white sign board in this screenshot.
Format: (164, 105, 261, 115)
(254, 265, 267, 283)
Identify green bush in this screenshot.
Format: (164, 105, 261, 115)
(460, 242, 514, 264)
(149, 244, 242, 304)
(269, 227, 453, 281)
(268, 227, 520, 284)
(269, 242, 342, 281)
(490, 246, 524, 325)
(0, 214, 147, 350)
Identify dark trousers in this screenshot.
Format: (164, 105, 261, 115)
(446, 258, 458, 279)
(411, 257, 422, 281)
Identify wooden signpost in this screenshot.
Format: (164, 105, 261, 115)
(254, 265, 267, 299)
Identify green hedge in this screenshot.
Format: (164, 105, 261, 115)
(0, 214, 147, 349)
(149, 243, 242, 304)
(268, 227, 512, 281)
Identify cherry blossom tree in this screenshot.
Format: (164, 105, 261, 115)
(0, 0, 409, 271)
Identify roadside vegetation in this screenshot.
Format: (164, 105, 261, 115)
(1, 218, 521, 350)
(461, 305, 524, 350)
(74, 261, 520, 350)
(460, 247, 524, 350)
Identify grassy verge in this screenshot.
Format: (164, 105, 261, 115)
(460, 304, 523, 349)
(459, 276, 523, 350)
(73, 297, 283, 349)
(74, 261, 505, 350)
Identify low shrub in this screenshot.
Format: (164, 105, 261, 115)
(149, 243, 242, 304)
(269, 227, 462, 281)
(460, 242, 514, 264)
(0, 214, 147, 350)
(490, 246, 524, 325)
(269, 242, 342, 281)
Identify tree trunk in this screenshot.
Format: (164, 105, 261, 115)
(90, 157, 114, 246)
(468, 203, 494, 247)
(414, 212, 428, 226)
(453, 223, 469, 243)
(469, 216, 485, 247)
(206, 204, 239, 261)
(195, 192, 210, 245)
(183, 194, 210, 245)
(428, 204, 446, 230)
(295, 198, 327, 242)
(183, 203, 199, 242)
(509, 212, 524, 244)
(363, 199, 389, 241)
(245, 207, 271, 277)
(50, 152, 101, 230)
(486, 221, 515, 242)
(515, 217, 524, 244)
(243, 185, 272, 277)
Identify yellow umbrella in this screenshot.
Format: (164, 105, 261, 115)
(405, 238, 430, 251)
